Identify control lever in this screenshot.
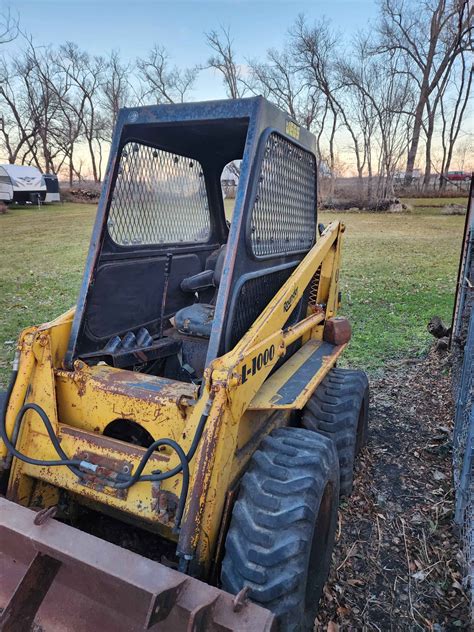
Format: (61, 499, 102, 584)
(159, 253, 173, 338)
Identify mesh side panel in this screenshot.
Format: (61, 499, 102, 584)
(453, 215, 474, 620)
(229, 267, 295, 348)
(308, 264, 322, 309)
(249, 133, 316, 257)
(462, 464, 474, 591)
(107, 142, 211, 246)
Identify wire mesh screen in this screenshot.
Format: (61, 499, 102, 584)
(107, 142, 211, 246)
(228, 267, 296, 348)
(462, 475, 474, 612)
(452, 199, 474, 620)
(453, 311, 474, 617)
(249, 133, 316, 257)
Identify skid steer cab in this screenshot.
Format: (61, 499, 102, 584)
(0, 97, 369, 632)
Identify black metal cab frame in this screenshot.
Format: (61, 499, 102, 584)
(65, 97, 318, 371)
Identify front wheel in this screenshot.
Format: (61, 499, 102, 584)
(221, 427, 340, 632)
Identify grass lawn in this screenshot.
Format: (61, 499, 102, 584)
(0, 199, 466, 386)
(324, 203, 466, 370)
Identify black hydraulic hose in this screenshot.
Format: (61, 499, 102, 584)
(1, 355, 213, 524)
(1, 372, 190, 528)
(1, 366, 87, 477)
(145, 439, 189, 530)
(127, 398, 212, 486)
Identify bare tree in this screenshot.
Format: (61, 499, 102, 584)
(339, 40, 415, 199)
(15, 43, 68, 172)
(101, 50, 134, 139)
(378, 0, 473, 183)
(137, 45, 198, 104)
(439, 49, 473, 187)
(0, 38, 134, 181)
(290, 16, 343, 195)
(291, 15, 379, 198)
(50, 51, 87, 185)
(0, 56, 37, 164)
(56, 43, 107, 181)
(205, 26, 246, 98)
(0, 7, 18, 45)
(248, 47, 319, 129)
(337, 35, 379, 200)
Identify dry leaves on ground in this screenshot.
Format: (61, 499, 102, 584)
(316, 348, 469, 631)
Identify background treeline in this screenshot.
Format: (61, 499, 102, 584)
(0, 0, 472, 201)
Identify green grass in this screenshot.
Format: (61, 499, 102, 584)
(0, 200, 465, 386)
(322, 205, 464, 370)
(403, 196, 468, 215)
(404, 197, 468, 207)
(0, 203, 96, 386)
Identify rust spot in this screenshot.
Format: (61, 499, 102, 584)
(178, 397, 223, 560)
(62, 426, 168, 463)
(80, 365, 198, 408)
(72, 371, 88, 397)
(152, 485, 178, 526)
(73, 450, 131, 499)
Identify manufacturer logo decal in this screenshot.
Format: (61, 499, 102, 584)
(284, 286, 299, 312)
(285, 120, 300, 140)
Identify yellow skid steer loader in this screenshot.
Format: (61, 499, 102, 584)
(0, 97, 369, 632)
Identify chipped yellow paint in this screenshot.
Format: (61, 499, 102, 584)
(1, 220, 345, 576)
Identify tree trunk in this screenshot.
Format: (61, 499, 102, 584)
(328, 108, 337, 196)
(69, 145, 74, 188)
(423, 112, 435, 189)
(405, 96, 426, 184)
(357, 167, 364, 203)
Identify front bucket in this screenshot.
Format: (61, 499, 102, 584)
(0, 498, 275, 631)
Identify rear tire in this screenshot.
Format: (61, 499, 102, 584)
(221, 427, 339, 632)
(302, 368, 369, 496)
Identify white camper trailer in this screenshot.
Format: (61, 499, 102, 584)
(0, 166, 14, 204)
(0, 164, 47, 204)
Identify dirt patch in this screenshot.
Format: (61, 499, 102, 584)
(61, 186, 101, 203)
(317, 349, 469, 630)
(442, 204, 467, 216)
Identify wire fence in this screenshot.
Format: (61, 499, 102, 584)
(452, 185, 473, 619)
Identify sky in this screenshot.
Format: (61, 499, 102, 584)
(4, 0, 379, 100)
(4, 1, 470, 175)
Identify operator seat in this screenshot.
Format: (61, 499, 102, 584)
(174, 245, 226, 338)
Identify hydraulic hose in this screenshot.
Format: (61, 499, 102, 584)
(123, 397, 213, 487)
(1, 353, 213, 528)
(1, 360, 87, 477)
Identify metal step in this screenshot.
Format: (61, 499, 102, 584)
(248, 339, 345, 410)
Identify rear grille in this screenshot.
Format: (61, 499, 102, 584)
(229, 267, 296, 347)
